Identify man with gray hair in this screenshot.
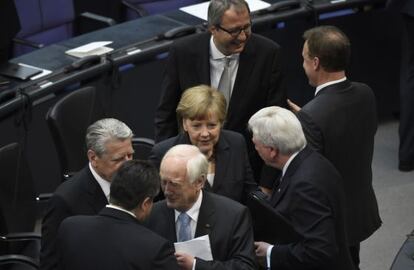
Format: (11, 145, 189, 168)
(41, 118, 134, 270)
(146, 144, 256, 270)
(250, 107, 354, 270)
(155, 0, 285, 184)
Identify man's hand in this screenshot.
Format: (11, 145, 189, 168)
(175, 252, 194, 270)
(254, 241, 271, 257)
(287, 99, 301, 113)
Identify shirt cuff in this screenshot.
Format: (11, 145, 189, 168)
(192, 258, 196, 270)
(266, 245, 274, 269)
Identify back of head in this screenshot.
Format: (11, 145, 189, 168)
(86, 118, 133, 156)
(176, 85, 227, 127)
(248, 106, 306, 155)
(109, 160, 160, 211)
(161, 144, 208, 184)
(208, 0, 250, 27)
(303, 25, 350, 72)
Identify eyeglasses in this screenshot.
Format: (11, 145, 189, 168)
(216, 23, 252, 38)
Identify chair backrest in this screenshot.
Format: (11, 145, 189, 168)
(46, 86, 106, 178)
(0, 142, 36, 236)
(14, 0, 75, 56)
(132, 137, 154, 160)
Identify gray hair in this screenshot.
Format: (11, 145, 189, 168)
(86, 118, 133, 156)
(162, 144, 208, 184)
(208, 0, 250, 27)
(248, 106, 306, 155)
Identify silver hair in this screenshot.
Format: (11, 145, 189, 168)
(85, 118, 133, 156)
(248, 106, 306, 155)
(162, 144, 208, 184)
(207, 0, 250, 27)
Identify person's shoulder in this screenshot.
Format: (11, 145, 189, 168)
(221, 129, 245, 141)
(205, 191, 247, 212)
(153, 135, 178, 152)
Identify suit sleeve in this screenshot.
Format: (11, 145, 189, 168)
(297, 110, 324, 154)
(148, 142, 163, 170)
(154, 44, 181, 142)
(240, 136, 260, 200)
(40, 195, 72, 270)
(152, 240, 180, 270)
(270, 181, 338, 269)
(267, 44, 287, 108)
(195, 207, 256, 270)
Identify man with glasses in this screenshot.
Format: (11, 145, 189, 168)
(155, 0, 285, 184)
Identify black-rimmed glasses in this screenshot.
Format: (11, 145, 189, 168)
(216, 23, 252, 38)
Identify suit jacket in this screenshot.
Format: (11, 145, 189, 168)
(297, 80, 381, 245)
(155, 32, 285, 142)
(269, 146, 354, 270)
(57, 207, 179, 270)
(40, 166, 108, 270)
(149, 130, 257, 203)
(146, 191, 256, 270)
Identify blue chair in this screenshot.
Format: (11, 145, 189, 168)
(122, 0, 205, 20)
(13, 0, 116, 57)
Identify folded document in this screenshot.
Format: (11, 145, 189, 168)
(65, 41, 113, 58)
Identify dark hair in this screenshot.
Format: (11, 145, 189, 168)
(109, 160, 160, 211)
(303, 25, 351, 72)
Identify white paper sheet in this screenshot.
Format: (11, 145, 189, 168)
(17, 63, 52, 80)
(174, 235, 213, 261)
(180, 0, 271, 21)
(65, 41, 113, 58)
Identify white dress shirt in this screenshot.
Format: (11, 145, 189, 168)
(315, 77, 347, 96)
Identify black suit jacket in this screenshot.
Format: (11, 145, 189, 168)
(269, 146, 354, 270)
(0, 0, 20, 46)
(387, 0, 414, 15)
(57, 207, 179, 270)
(155, 32, 285, 142)
(146, 191, 256, 270)
(40, 166, 108, 270)
(149, 130, 257, 203)
(297, 80, 381, 245)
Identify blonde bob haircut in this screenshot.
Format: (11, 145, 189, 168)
(176, 85, 227, 129)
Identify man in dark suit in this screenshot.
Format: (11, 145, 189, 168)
(387, 0, 414, 171)
(57, 160, 179, 270)
(154, 0, 285, 182)
(146, 144, 256, 270)
(250, 106, 355, 270)
(0, 0, 20, 62)
(40, 118, 135, 270)
(288, 25, 381, 268)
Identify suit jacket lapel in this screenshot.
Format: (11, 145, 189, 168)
(212, 135, 230, 192)
(270, 146, 312, 207)
(195, 33, 211, 85)
(229, 38, 256, 114)
(195, 192, 215, 238)
(83, 167, 108, 212)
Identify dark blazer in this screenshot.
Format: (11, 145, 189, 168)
(387, 0, 414, 15)
(146, 191, 256, 270)
(149, 130, 257, 203)
(269, 146, 354, 270)
(57, 207, 179, 270)
(297, 80, 381, 245)
(40, 166, 108, 270)
(155, 32, 285, 142)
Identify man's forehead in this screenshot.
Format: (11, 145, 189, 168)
(160, 156, 187, 175)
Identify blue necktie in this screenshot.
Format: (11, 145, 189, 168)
(178, 212, 191, 242)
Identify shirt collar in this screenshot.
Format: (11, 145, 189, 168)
(106, 204, 136, 218)
(89, 162, 111, 201)
(175, 190, 203, 223)
(315, 77, 347, 96)
(210, 36, 239, 61)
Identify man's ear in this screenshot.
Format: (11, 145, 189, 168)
(313, 56, 320, 71)
(87, 149, 97, 166)
(195, 175, 206, 190)
(269, 147, 279, 160)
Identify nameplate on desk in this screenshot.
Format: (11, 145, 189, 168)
(38, 81, 53, 89)
(126, 48, 142, 55)
(66, 41, 114, 58)
(330, 0, 346, 3)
